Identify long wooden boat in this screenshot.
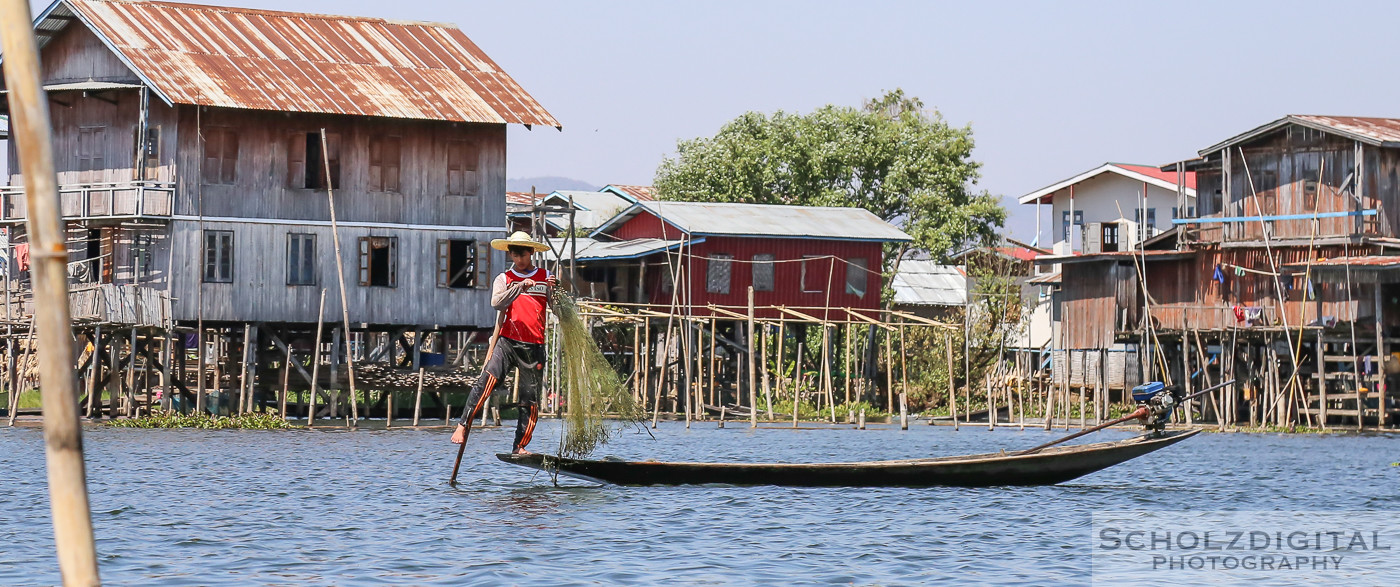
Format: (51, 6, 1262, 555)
(496, 429, 1200, 487)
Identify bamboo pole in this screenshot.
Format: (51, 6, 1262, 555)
(0, 0, 101, 579)
(748, 287, 758, 428)
(817, 323, 828, 420)
(761, 323, 773, 419)
(947, 332, 958, 431)
(843, 321, 852, 407)
(776, 319, 786, 407)
(280, 344, 291, 419)
(708, 318, 716, 410)
(86, 326, 98, 417)
(319, 129, 358, 427)
(413, 367, 424, 426)
(309, 289, 327, 427)
(898, 325, 908, 427)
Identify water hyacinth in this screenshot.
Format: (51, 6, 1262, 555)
(551, 290, 643, 457)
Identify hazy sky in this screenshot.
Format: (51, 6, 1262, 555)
(19, 0, 1400, 244)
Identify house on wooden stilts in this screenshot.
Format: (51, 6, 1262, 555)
(0, 0, 558, 422)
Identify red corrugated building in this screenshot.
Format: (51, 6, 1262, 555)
(585, 201, 912, 320)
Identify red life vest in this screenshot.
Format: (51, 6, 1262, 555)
(500, 266, 550, 344)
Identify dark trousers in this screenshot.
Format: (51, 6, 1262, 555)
(459, 337, 543, 451)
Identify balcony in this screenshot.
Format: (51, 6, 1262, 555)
(6, 283, 171, 327)
(0, 181, 174, 223)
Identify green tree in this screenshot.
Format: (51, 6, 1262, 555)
(654, 89, 1006, 261)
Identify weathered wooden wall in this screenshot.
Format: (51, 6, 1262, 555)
(173, 106, 505, 227)
(36, 17, 135, 84)
(1198, 127, 1388, 242)
(167, 219, 501, 327)
(1059, 261, 1134, 349)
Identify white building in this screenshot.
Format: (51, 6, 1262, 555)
(1019, 163, 1196, 254)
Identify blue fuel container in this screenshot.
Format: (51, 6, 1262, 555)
(1131, 381, 1165, 403)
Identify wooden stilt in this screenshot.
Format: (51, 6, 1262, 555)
(413, 367, 424, 426)
(309, 289, 326, 427)
(823, 323, 835, 422)
(87, 326, 99, 418)
(761, 323, 773, 420)
(947, 332, 958, 431)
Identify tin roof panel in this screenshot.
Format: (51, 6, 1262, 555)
(56, 0, 557, 126)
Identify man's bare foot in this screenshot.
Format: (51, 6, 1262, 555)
(451, 424, 466, 444)
(511, 447, 533, 455)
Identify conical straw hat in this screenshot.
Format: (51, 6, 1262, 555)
(490, 231, 551, 252)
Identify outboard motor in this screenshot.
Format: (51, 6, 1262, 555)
(1130, 381, 1182, 434)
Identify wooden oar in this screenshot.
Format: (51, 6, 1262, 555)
(449, 310, 506, 487)
(1016, 406, 1150, 456)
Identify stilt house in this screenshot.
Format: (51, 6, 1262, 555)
(1040, 115, 1400, 428)
(0, 0, 557, 416)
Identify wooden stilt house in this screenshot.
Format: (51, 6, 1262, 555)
(0, 0, 558, 418)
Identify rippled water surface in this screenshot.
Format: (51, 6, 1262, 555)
(1, 421, 1397, 585)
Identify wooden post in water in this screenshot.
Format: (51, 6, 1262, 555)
(761, 323, 773, 420)
(86, 326, 99, 417)
(748, 287, 758, 428)
(823, 323, 835, 422)
(947, 332, 958, 431)
(1375, 287, 1389, 429)
(0, 0, 102, 578)
(309, 289, 326, 427)
(280, 345, 291, 419)
(410, 367, 423, 427)
(843, 321, 852, 407)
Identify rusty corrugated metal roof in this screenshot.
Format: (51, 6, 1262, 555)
(45, 0, 558, 127)
(603, 184, 657, 202)
(1200, 115, 1400, 154)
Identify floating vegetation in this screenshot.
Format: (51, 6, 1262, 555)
(106, 410, 292, 430)
(551, 291, 643, 457)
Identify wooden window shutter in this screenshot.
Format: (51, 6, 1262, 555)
(385, 136, 401, 192)
(287, 133, 305, 188)
(437, 239, 449, 288)
(357, 237, 370, 285)
(220, 128, 238, 184)
(476, 242, 490, 289)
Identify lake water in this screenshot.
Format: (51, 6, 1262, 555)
(0, 420, 1397, 585)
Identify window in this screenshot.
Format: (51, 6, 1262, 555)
(290, 132, 340, 189)
(1061, 210, 1084, 241)
(131, 233, 155, 282)
(845, 258, 868, 298)
(752, 254, 774, 292)
(1146, 208, 1156, 228)
(437, 239, 481, 289)
(800, 255, 828, 293)
(202, 127, 238, 184)
(203, 230, 233, 283)
(1102, 223, 1119, 253)
(78, 126, 105, 172)
(447, 140, 479, 196)
(287, 233, 316, 286)
(357, 236, 397, 287)
(369, 136, 401, 192)
(706, 254, 733, 294)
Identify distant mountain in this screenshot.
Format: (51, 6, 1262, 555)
(506, 176, 598, 194)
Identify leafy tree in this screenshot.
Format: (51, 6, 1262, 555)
(654, 89, 1006, 262)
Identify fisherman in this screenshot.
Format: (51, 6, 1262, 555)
(451, 231, 557, 454)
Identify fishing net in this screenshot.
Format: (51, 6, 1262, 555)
(550, 290, 643, 457)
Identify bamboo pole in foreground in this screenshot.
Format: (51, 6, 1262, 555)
(320, 129, 359, 427)
(0, 0, 101, 582)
